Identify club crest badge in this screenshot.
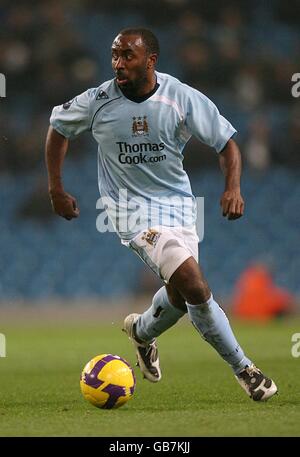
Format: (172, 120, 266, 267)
(132, 116, 149, 137)
(142, 228, 161, 247)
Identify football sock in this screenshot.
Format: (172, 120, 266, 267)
(135, 286, 185, 343)
(187, 294, 252, 374)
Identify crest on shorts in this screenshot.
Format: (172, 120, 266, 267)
(142, 228, 161, 247)
(132, 116, 149, 137)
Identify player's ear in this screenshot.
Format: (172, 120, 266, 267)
(147, 53, 158, 69)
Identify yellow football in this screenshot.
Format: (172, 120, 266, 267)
(80, 354, 136, 409)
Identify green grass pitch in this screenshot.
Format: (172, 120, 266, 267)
(0, 311, 299, 436)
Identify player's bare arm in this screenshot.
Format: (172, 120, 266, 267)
(45, 126, 80, 220)
(219, 138, 244, 220)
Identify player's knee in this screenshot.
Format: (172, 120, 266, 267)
(184, 281, 211, 305)
(171, 297, 187, 312)
(166, 287, 187, 312)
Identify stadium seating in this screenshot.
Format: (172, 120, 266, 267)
(1, 3, 299, 303)
(1, 157, 299, 301)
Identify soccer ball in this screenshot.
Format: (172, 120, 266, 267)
(80, 354, 136, 409)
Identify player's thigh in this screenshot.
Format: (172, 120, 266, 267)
(127, 226, 198, 283)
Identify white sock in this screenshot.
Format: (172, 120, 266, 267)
(187, 294, 252, 374)
(136, 287, 186, 343)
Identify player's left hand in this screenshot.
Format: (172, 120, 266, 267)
(220, 189, 244, 220)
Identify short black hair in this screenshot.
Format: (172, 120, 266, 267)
(118, 27, 160, 56)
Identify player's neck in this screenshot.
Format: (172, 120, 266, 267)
(122, 73, 157, 99)
(136, 73, 157, 97)
(121, 81, 159, 103)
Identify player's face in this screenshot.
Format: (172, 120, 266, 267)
(112, 34, 155, 95)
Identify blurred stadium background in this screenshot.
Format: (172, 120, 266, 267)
(0, 0, 299, 311)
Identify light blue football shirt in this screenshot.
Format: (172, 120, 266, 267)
(50, 72, 236, 240)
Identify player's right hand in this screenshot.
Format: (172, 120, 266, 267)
(49, 190, 80, 220)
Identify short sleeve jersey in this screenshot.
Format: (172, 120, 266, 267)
(50, 72, 236, 239)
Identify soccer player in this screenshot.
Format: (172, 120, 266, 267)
(45, 28, 277, 401)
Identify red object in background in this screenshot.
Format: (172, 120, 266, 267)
(232, 264, 293, 321)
